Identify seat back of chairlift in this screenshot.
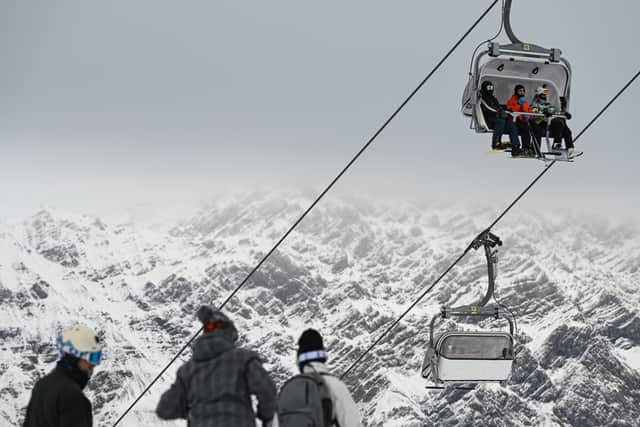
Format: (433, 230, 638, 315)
(425, 331, 514, 384)
(463, 57, 571, 133)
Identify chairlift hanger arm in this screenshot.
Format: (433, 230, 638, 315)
(503, 0, 521, 44)
(432, 231, 502, 324)
(492, 1, 563, 61)
(471, 230, 501, 307)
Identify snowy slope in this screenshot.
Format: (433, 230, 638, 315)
(1, 194, 639, 426)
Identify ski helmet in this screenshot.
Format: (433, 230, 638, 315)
(481, 80, 495, 94)
(56, 325, 103, 365)
(535, 86, 549, 96)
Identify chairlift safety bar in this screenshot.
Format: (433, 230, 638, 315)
(507, 111, 570, 121)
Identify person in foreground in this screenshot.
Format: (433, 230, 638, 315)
(156, 306, 277, 427)
(276, 329, 363, 427)
(23, 325, 103, 427)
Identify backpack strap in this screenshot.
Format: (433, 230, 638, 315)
(309, 368, 338, 427)
(320, 374, 342, 427)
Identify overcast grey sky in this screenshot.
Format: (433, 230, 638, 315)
(1, 1, 638, 221)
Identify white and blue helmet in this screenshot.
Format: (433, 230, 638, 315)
(56, 325, 103, 365)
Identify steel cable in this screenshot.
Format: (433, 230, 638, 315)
(112, 1, 501, 424)
(339, 68, 640, 380)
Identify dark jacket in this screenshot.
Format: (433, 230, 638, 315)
(23, 358, 93, 427)
(479, 82, 506, 129)
(156, 332, 277, 427)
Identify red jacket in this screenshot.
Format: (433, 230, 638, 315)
(506, 94, 532, 122)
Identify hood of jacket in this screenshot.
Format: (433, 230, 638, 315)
(480, 81, 494, 95)
(480, 81, 496, 101)
(192, 332, 235, 362)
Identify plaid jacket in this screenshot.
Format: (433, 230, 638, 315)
(156, 332, 277, 427)
(531, 96, 556, 125)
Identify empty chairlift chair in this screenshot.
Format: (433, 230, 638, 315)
(421, 231, 516, 387)
(422, 306, 515, 385)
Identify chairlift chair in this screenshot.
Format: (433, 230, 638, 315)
(462, 0, 572, 130)
(462, 0, 578, 161)
(421, 306, 515, 386)
(421, 231, 516, 387)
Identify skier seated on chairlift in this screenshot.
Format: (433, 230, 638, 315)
(530, 86, 576, 156)
(480, 81, 522, 156)
(506, 84, 534, 156)
(556, 96, 576, 155)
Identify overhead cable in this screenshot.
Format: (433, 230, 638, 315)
(339, 68, 640, 380)
(112, 1, 501, 424)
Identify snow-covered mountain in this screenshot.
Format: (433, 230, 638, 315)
(1, 194, 639, 426)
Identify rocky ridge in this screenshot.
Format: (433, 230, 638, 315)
(0, 195, 639, 426)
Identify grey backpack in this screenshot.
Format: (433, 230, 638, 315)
(277, 372, 333, 427)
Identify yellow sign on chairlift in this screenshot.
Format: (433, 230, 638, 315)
(523, 44, 531, 51)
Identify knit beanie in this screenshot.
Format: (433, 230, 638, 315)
(297, 329, 327, 369)
(514, 84, 525, 94)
